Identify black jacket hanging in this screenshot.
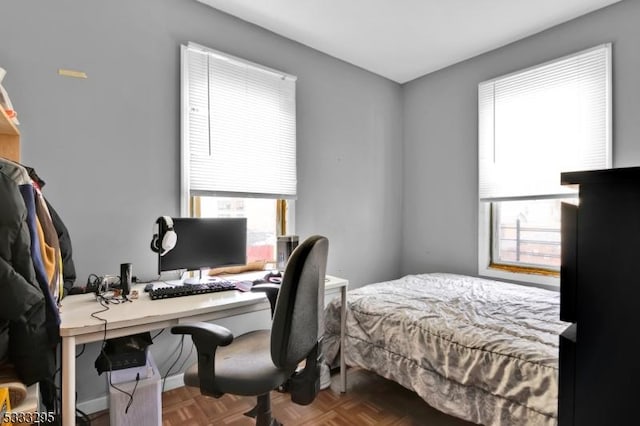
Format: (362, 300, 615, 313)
(0, 169, 54, 385)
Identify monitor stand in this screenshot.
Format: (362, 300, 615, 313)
(182, 269, 211, 285)
(183, 277, 210, 285)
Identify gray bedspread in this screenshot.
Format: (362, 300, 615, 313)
(324, 273, 568, 426)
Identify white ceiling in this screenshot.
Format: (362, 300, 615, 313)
(197, 0, 622, 84)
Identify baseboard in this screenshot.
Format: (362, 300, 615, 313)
(77, 373, 185, 415)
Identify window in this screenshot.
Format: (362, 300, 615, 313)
(478, 44, 611, 285)
(193, 196, 292, 263)
(491, 199, 566, 271)
(181, 43, 297, 263)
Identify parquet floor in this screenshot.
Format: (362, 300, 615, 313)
(88, 368, 474, 425)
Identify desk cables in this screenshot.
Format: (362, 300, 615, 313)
(88, 273, 133, 303)
(91, 298, 140, 415)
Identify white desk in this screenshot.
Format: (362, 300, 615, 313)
(59, 275, 348, 426)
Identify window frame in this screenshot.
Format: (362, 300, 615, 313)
(489, 197, 572, 273)
(478, 44, 612, 287)
(479, 202, 561, 287)
(180, 42, 297, 217)
(180, 43, 297, 254)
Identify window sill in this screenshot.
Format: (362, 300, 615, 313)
(479, 265, 560, 290)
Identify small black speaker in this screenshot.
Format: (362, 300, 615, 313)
(120, 263, 132, 296)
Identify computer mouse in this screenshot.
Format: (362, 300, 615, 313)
(144, 283, 154, 292)
(264, 271, 282, 284)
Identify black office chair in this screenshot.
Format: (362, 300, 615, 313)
(171, 235, 329, 426)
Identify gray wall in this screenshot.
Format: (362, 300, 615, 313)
(401, 0, 640, 277)
(0, 0, 403, 404)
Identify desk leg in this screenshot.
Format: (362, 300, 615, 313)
(62, 336, 76, 426)
(340, 285, 347, 393)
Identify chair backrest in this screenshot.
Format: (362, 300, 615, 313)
(270, 235, 328, 368)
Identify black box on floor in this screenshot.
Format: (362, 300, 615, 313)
(95, 332, 152, 374)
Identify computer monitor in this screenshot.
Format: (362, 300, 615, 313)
(158, 217, 247, 276)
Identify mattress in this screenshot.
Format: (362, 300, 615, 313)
(323, 273, 568, 426)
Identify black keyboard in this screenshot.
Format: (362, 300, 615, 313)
(149, 281, 236, 300)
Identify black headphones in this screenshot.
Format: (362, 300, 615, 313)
(150, 216, 177, 256)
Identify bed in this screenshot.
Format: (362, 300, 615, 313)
(323, 273, 568, 426)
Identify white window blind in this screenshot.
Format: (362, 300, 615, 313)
(182, 43, 297, 199)
(478, 44, 611, 201)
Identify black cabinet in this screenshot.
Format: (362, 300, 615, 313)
(558, 324, 577, 426)
(559, 167, 640, 426)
